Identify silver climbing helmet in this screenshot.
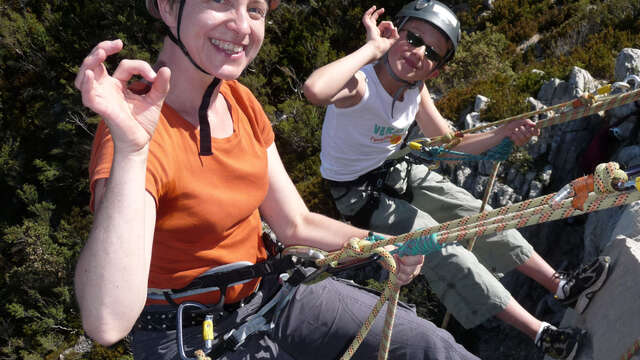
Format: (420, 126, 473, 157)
(395, 0, 461, 64)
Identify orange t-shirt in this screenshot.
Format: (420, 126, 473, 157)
(89, 80, 273, 305)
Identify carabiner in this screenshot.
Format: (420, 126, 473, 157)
(281, 246, 329, 283)
(177, 302, 214, 360)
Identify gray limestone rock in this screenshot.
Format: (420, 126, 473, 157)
(553, 235, 640, 360)
(614, 48, 640, 82)
(568, 66, 599, 97)
(474, 94, 490, 112)
(492, 183, 517, 207)
(464, 111, 481, 130)
(528, 180, 543, 199)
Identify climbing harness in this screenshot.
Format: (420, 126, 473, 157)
(164, 251, 314, 360)
(326, 157, 413, 228)
(163, 241, 382, 360)
(176, 270, 306, 360)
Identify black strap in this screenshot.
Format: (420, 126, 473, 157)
(206, 268, 308, 359)
(197, 78, 220, 156)
(170, 256, 296, 295)
(163, 0, 219, 157)
(165, 0, 211, 76)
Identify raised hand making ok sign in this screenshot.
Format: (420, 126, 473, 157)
(74, 39, 170, 154)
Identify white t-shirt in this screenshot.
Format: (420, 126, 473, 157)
(320, 64, 421, 181)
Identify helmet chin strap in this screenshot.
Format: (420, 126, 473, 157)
(383, 53, 422, 119)
(166, 0, 218, 156)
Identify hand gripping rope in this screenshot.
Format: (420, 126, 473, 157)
(295, 161, 640, 360)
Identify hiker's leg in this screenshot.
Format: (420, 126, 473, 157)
(274, 276, 480, 360)
(409, 165, 535, 275)
(516, 251, 561, 294)
(408, 165, 485, 222)
(420, 242, 513, 328)
(495, 297, 542, 340)
(360, 191, 513, 330)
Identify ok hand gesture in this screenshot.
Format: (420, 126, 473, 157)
(362, 6, 399, 59)
(74, 39, 170, 154)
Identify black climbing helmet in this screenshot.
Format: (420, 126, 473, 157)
(395, 0, 461, 64)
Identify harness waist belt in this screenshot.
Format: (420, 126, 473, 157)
(172, 256, 295, 294)
(135, 291, 258, 331)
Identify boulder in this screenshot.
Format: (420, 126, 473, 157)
(614, 48, 640, 82)
(550, 235, 640, 360)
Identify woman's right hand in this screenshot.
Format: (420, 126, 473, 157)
(362, 6, 399, 59)
(74, 39, 171, 154)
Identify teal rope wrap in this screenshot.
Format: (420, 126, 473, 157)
(391, 233, 444, 257)
(365, 232, 386, 242)
(412, 138, 514, 162)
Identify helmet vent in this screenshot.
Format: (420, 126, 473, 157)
(415, 0, 431, 10)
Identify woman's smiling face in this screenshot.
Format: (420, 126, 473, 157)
(162, 0, 269, 79)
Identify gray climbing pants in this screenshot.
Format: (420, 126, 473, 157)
(328, 161, 534, 328)
(130, 275, 478, 359)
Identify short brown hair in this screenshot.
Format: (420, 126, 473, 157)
(145, 0, 176, 19)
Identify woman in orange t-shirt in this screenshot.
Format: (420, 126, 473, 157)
(73, 0, 477, 359)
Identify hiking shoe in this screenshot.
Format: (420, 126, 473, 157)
(536, 325, 586, 360)
(554, 256, 611, 313)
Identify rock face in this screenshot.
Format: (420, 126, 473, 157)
(433, 48, 640, 359)
(547, 235, 640, 360)
(615, 48, 640, 82)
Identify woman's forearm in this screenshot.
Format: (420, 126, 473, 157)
(74, 148, 154, 345)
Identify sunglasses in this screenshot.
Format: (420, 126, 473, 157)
(404, 30, 444, 64)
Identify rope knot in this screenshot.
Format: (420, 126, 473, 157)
(345, 237, 369, 256)
(571, 93, 596, 108)
(594, 162, 627, 194)
(442, 132, 456, 143)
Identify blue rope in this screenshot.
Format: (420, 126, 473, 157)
(391, 233, 444, 257)
(364, 232, 386, 242)
(365, 231, 445, 256)
(412, 138, 514, 162)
